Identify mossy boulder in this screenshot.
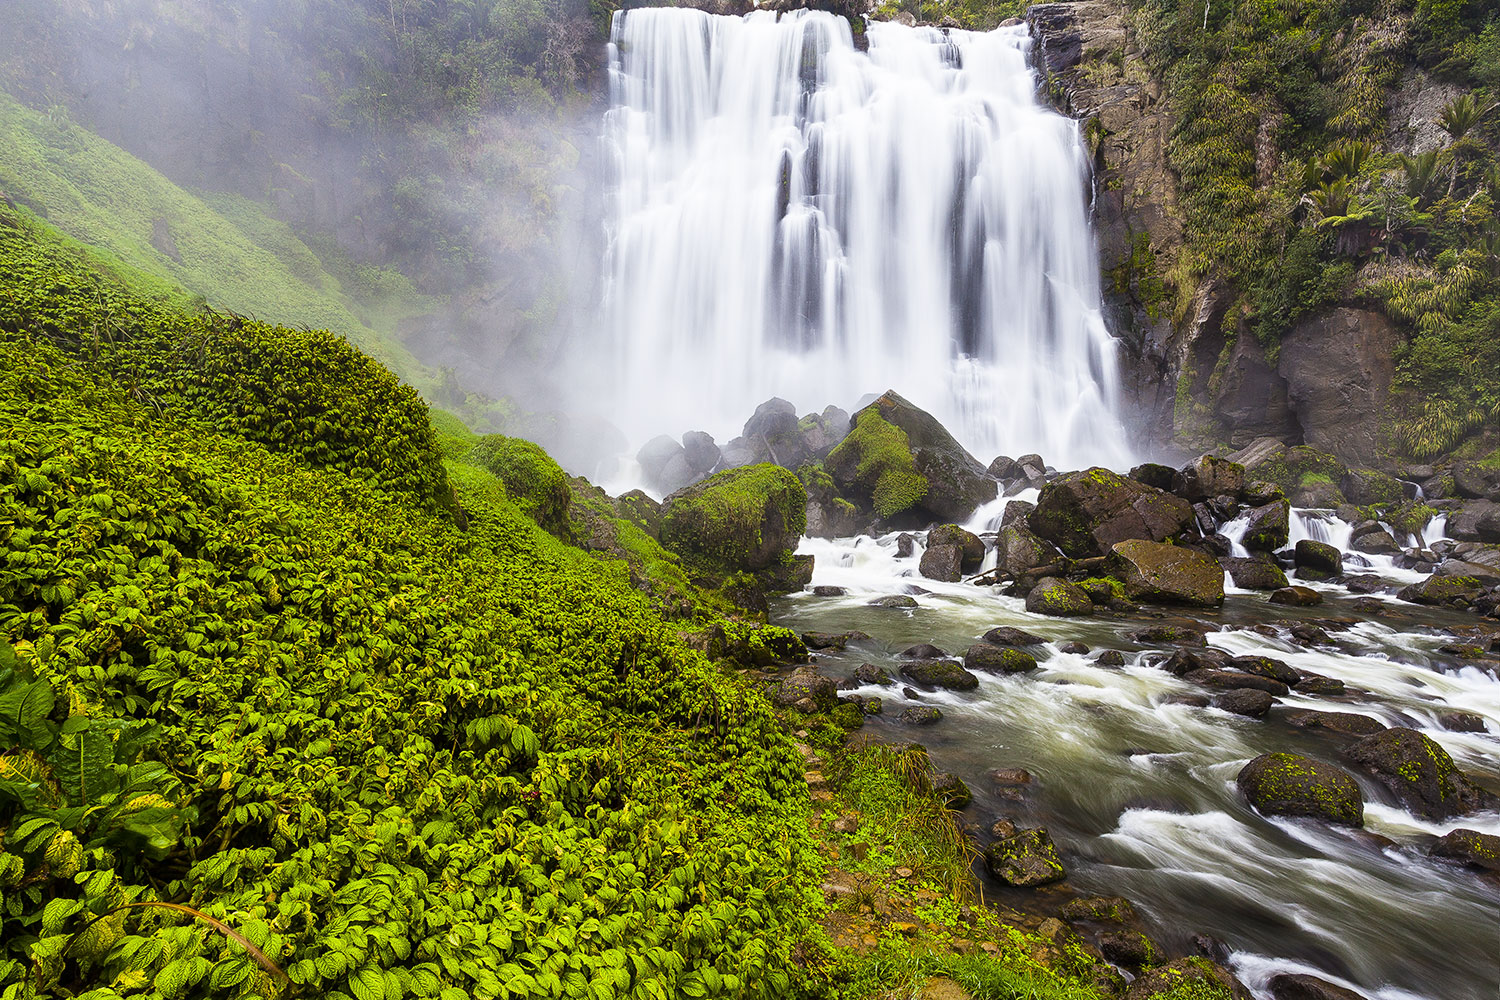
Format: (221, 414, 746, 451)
(1236, 753, 1363, 826)
(1397, 575, 1484, 607)
(1294, 539, 1343, 578)
(899, 706, 944, 725)
(899, 659, 980, 691)
(660, 464, 807, 574)
(996, 523, 1064, 578)
(1221, 556, 1289, 590)
(1126, 957, 1252, 1000)
(1241, 499, 1290, 552)
(1226, 655, 1299, 686)
(468, 435, 573, 535)
(929, 771, 972, 809)
(1341, 467, 1404, 506)
(772, 666, 839, 713)
(1347, 728, 1496, 819)
(1175, 454, 1246, 501)
(826, 390, 995, 522)
(1447, 499, 1500, 543)
(1430, 828, 1500, 874)
(985, 827, 1066, 886)
(928, 524, 985, 571)
(919, 544, 964, 582)
(1076, 576, 1128, 604)
(1108, 540, 1225, 606)
(1025, 577, 1095, 616)
(1029, 467, 1194, 558)
(614, 489, 663, 538)
(964, 643, 1039, 673)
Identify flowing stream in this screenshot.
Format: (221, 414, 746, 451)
(598, 9, 1128, 468)
(773, 502, 1500, 1000)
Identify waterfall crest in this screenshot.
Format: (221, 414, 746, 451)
(598, 8, 1130, 468)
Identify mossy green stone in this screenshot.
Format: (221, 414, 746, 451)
(1236, 753, 1363, 826)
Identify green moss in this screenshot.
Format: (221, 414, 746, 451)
(429, 407, 478, 459)
(1076, 577, 1128, 603)
(827, 410, 929, 518)
(658, 465, 808, 588)
(466, 434, 572, 534)
(1299, 471, 1334, 486)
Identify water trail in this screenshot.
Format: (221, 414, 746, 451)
(598, 9, 1129, 467)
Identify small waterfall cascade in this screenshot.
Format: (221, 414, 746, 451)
(598, 8, 1131, 468)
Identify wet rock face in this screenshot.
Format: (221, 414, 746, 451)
(1108, 539, 1225, 606)
(1029, 468, 1194, 558)
(1278, 308, 1401, 466)
(984, 827, 1066, 886)
(1237, 753, 1364, 826)
(1347, 728, 1496, 820)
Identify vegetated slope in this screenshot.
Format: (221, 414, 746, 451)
(0, 88, 435, 389)
(0, 202, 822, 999)
(1119, 0, 1500, 457)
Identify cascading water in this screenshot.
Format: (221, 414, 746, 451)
(597, 8, 1129, 468)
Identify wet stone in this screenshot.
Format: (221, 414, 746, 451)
(1271, 586, 1323, 606)
(898, 706, 943, 726)
(1287, 710, 1385, 736)
(1057, 640, 1091, 654)
(1214, 689, 1274, 717)
(1438, 711, 1488, 733)
(1094, 650, 1126, 666)
(812, 585, 848, 597)
(902, 643, 949, 658)
(869, 594, 918, 608)
(984, 626, 1046, 645)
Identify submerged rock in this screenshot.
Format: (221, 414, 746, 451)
(1237, 752, 1364, 826)
(1108, 539, 1225, 606)
(984, 827, 1066, 886)
(1029, 467, 1194, 558)
(1347, 728, 1496, 820)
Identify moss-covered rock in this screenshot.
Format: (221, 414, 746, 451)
(1341, 467, 1405, 507)
(1397, 574, 1484, 607)
(1076, 576, 1128, 604)
(898, 659, 980, 691)
(660, 463, 807, 575)
(1270, 585, 1323, 606)
(1236, 753, 1364, 826)
(928, 523, 985, 571)
(1348, 728, 1497, 820)
(984, 827, 1066, 887)
(1125, 957, 1251, 1000)
(963, 643, 1039, 673)
(1221, 556, 1289, 590)
(1241, 499, 1290, 552)
(468, 434, 573, 534)
(1108, 540, 1225, 606)
(1029, 467, 1194, 558)
(772, 666, 839, 713)
(1430, 828, 1500, 874)
(1175, 454, 1246, 501)
(1294, 539, 1343, 578)
(1024, 577, 1095, 616)
(929, 771, 972, 809)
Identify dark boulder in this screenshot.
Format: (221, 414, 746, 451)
(901, 643, 948, 659)
(964, 644, 1039, 673)
(772, 667, 839, 713)
(899, 659, 980, 691)
(868, 594, 919, 609)
(852, 663, 892, 686)
(996, 524, 1064, 578)
(1269, 973, 1371, 1000)
(984, 827, 1066, 886)
(930, 771, 972, 808)
(1057, 640, 1090, 654)
(1438, 711, 1488, 733)
(1351, 530, 1400, 555)
(1185, 669, 1290, 696)
(1175, 454, 1246, 501)
(918, 544, 964, 582)
(1000, 500, 1034, 528)
(988, 455, 1021, 480)
(826, 390, 995, 523)
(895, 533, 916, 558)
(1242, 499, 1291, 553)
(1227, 655, 1300, 686)
(1222, 555, 1289, 590)
(1025, 577, 1095, 616)
(1453, 462, 1500, 501)
(928, 524, 985, 571)
(1271, 586, 1323, 606)
(741, 397, 813, 470)
(1446, 500, 1500, 543)
(1348, 728, 1496, 819)
(1108, 540, 1225, 606)
(812, 585, 848, 597)
(1095, 650, 1126, 666)
(984, 626, 1046, 645)
(681, 430, 721, 475)
(614, 489, 663, 538)
(898, 706, 943, 725)
(1236, 753, 1364, 826)
(1340, 467, 1404, 507)
(1287, 711, 1386, 737)
(1295, 539, 1344, 578)
(1429, 828, 1500, 874)
(1214, 689, 1274, 717)
(1397, 575, 1484, 607)
(1128, 463, 1178, 492)
(1127, 624, 1208, 645)
(1029, 468, 1193, 558)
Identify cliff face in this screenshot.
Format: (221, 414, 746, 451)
(1026, 0, 1428, 468)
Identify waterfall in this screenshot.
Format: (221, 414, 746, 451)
(596, 7, 1131, 469)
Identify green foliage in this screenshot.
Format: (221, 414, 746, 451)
(827, 412, 929, 519)
(468, 435, 574, 534)
(0, 224, 825, 999)
(429, 409, 480, 460)
(658, 466, 808, 574)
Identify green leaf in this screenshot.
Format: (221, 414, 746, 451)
(349, 964, 387, 1000)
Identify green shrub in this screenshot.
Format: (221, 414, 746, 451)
(467, 434, 573, 533)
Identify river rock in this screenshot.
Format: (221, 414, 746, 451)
(1108, 539, 1225, 606)
(869, 594, 918, 608)
(1185, 669, 1289, 696)
(1095, 649, 1126, 666)
(1215, 689, 1274, 717)
(1351, 530, 1400, 555)
(1435, 558, 1500, 585)
(1429, 828, 1500, 874)
(1287, 711, 1386, 736)
(811, 585, 847, 597)
(826, 390, 996, 522)
(1295, 539, 1344, 578)
(773, 667, 839, 713)
(1129, 462, 1178, 492)
(898, 706, 943, 725)
(996, 523, 1064, 578)
(1347, 728, 1496, 819)
(1128, 624, 1209, 645)
(1397, 575, 1485, 607)
(1222, 555, 1289, 590)
(1227, 655, 1300, 685)
(1242, 499, 1291, 552)
(1271, 586, 1323, 606)
(1125, 958, 1252, 1000)
(1341, 467, 1405, 507)
(930, 771, 972, 809)
(1175, 454, 1246, 501)
(1057, 640, 1090, 654)
(1029, 468, 1194, 558)
(919, 544, 964, 582)
(1438, 711, 1488, 733)
(964, 643, 1039, 673)
(984, 828, 1066, 886)
(852, 663, 892, 686)
(681, 430, 720, 474)
(1000, 499, 1035, 528)
(901, 644, 947, 659)
(1236, 753, 1364, 826)
(1158, 648, 1227, 676)
(1024, 577, 1095, 616)
(1269, 973, 1371, 1000)
(984, 626, 1046, 645)
(928, 524, 985, 571)
(1447, 499, 1500, 543)
(899, 659, 980, 691)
